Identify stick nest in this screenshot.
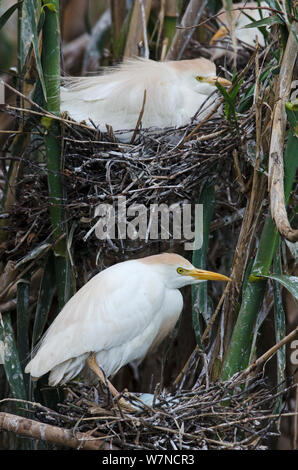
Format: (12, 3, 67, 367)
(34, 370, 288, 450)
(1, 53, 261, 267)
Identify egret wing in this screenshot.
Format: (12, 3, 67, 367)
(25, 261, 165, 377)
(60, 59, 186, 130)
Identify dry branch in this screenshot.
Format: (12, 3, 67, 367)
(0, 411, 116, 450)
(239, 326, 298, 380)
(166, 0, 208, 60)
(268, 24, 298, 243)
(124, 0, 152, 58)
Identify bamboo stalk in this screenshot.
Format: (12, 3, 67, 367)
(221, 26, 298, 381)
(41, 0, 70, 309)
(221, 134, 297, 381)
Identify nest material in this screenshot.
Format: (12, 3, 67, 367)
(2, 62, 257, 266)
(34, 370, 286, 450)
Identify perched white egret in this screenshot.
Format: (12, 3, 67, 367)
(61, 57, 231, 138)
(25, 253, 230, 401)
(209, 1, 270, 60)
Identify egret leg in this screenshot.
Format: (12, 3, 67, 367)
(86, 353, 134, 412)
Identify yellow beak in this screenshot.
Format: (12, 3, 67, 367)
(187, 268, 231, 282)
(207, 76, 232, 87)
(210, 25, 229, 45)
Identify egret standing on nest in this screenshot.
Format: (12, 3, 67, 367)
(25, 253, 230, 403)
(61, 58, 231, 138)
(209, 1, 270, 60)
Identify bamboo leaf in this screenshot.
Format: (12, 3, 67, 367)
(24, 0, 47, 100)
(241, 10, 268, 41)
(0, 1, 23, 29)
(273, 249, 286, 416)
(285, 101, 298, 135)
(243, 15, 284, 29)
(216, 80, 241, 129)
(41, 0, 72, 309)
(265, 0, 281, 9)
(257, 273, 298, 300)
(15, 243, 51, 268)
(17, 278, 30, 366)
(32, 253, 56, 346)
(238, 62, 279, 113)
(288, 22, 298, 47)
(285, 240, 298, 262)
(20, 8, 45, 79)
(0, 313, 27, 399)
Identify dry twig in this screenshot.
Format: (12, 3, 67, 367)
(268, 24, 298, 243)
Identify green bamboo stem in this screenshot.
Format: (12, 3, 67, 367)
(41, 0, 69, 309)
(17, 276, 30, 393)
(221, 108, 298, 381)
(272, 247, 286, 417)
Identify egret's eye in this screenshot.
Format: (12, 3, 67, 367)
(196, 76, 204, 82)
(177, 267, 184, 275)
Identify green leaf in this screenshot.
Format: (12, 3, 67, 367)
(20, 9, 45, 79)
(0, 1, 23, 29)
(285, 240, 298, 262)
(285, 101, 298, 136)
(273, 249, 286, 416)
(15, 243, 51, 268)
(264, 0, 281, 9)
(243, 15, 284, 29)
(261, 274, 298, 300)
(289, 24, 298, 47)
(0, 313, 27, 399)
(24, 0, 47, 100)
(41, 116, 54, 129)
(32, 253, 56, 346)
(215, 80, 241, 130)
(286, 100, 298, 113)
(17, 278, 30, 367)
(241, 10, 269, 41)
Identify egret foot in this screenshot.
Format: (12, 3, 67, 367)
(86, 353, 135, 412)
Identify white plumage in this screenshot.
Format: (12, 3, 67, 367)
(60, 57, 231, 138)
(25, 253, 230, 387)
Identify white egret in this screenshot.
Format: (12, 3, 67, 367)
(209, 1, 270, 60)
(60, 57, 231, 138)
(25, 253, 230, 404)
